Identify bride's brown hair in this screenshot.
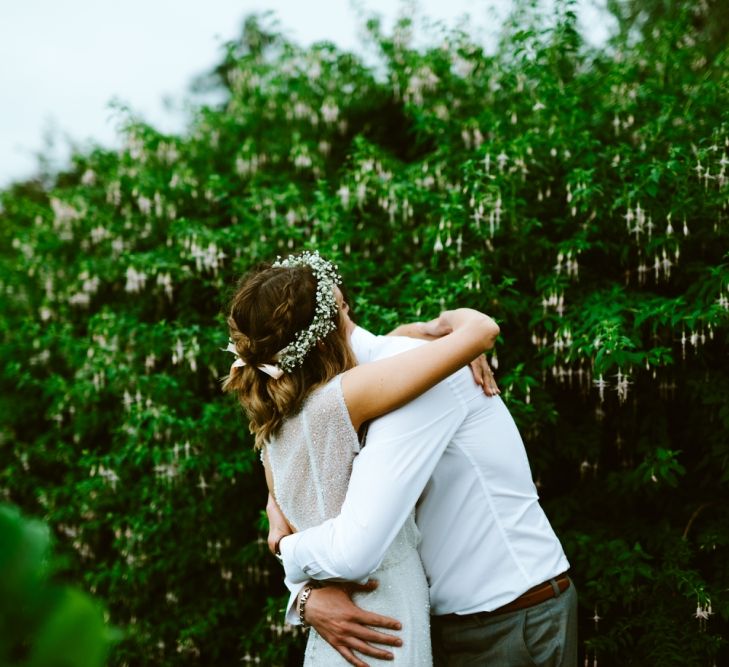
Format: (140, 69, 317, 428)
(222, 262, 357, 448)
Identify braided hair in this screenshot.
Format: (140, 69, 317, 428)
(223, 262, 356, 448)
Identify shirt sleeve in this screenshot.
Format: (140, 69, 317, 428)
(280, 326, 418, 623)
(283, 577, 307, 625)
(349, 325, 378, 364)
(280, 375, 467, 584)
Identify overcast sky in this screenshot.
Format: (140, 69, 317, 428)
(0, 0, 612, 188)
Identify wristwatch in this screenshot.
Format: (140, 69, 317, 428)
(298, 584, 315, 628)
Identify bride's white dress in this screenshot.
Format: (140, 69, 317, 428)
(265, 375, 432, 665)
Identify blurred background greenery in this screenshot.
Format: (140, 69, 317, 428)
(1, 1, 727, 665)
(0, 504, 116, 667)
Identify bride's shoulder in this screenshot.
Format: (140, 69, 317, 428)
(300, 376, 351, 424)
(305, 375, 344, 406)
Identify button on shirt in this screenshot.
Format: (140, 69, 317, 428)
(280, 327, 569, 616)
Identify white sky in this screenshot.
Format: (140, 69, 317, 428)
(0, 1, 612, 188)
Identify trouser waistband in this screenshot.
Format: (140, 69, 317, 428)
(434, 572, 571, 623)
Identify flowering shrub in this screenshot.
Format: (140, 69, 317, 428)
(1, 4, 727, 665)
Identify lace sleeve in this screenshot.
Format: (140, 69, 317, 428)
(264, 376, 360, 532)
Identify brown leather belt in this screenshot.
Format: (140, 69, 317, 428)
(436, 572, 571, 622)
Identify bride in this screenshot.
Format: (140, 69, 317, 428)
(223, 251, 499, 664)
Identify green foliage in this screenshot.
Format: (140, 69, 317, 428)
(0, 504, 115, 667)
(0, 3, 727, 665)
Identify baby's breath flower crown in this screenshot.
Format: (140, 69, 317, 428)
(272, 251, 342, 372)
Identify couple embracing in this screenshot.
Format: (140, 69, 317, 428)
(224, 251, 577, 666)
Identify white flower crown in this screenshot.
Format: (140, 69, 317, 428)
(272, 250, 342, 372)
(225, 251, 342, 377)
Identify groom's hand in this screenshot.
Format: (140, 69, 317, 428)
(303, 580, 403, 667)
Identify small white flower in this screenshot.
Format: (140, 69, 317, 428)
(137, 196, 152, 216)
(337, 185, 350, 207)
(125, 267, 147, 293)
(320, 101, 339, 123)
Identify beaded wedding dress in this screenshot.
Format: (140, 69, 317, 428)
(265, 376, 432, 665)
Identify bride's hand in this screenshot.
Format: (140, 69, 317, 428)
(266, 493, 293, 556)
(469, 354, 500, 396)
(418, 315, 453, 339)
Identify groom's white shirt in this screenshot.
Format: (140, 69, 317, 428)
(281, 326, 569, 621)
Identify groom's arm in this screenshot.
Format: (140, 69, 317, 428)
(280, 377, 466, 666)
(279, 375, 466, 582)
(278, 327, 470, 664)
(269, 498, 399, 664)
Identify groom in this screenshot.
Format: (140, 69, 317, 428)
(271, 320, 578, 666)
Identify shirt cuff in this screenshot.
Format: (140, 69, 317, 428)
(280, 532, 312, 584)
(284, 579, 307, 625)
(350, 325, 377, 364)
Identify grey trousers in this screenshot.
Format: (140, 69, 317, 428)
(431, 577, 578, 667)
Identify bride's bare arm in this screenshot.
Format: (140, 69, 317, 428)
(266, 492, 293, 556)
(386, 316, 500, 397)
(342, 308, 499, 431)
